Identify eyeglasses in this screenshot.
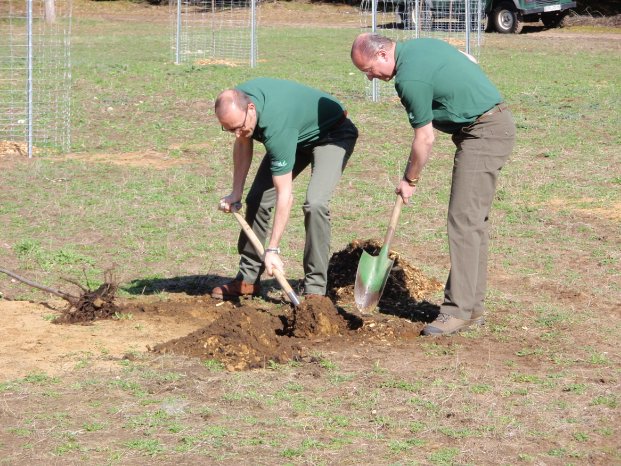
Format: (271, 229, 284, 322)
(221, 107, 248, 134)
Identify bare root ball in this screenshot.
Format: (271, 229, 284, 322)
(55, 282, 119, 325)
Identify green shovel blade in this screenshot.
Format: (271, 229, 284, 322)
(354, 246, 394, 314)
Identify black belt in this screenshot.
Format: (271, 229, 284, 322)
(476, 103, 508, 122)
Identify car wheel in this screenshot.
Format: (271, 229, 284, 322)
(492, 1, 523, 34)
(542, 11, 568, 28)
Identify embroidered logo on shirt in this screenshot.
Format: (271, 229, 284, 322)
(271, 160, 288, 168)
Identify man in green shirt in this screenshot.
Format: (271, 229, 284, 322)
(351, 34, 516, 336)
(212, 78, 358, 301)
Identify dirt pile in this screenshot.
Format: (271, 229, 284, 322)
(152, 306, 301, 371)
(289, 295, 352, 338)
(328, 239, 443, 318)
(0, 140, 28, 157)
(151, 240, 442, 370)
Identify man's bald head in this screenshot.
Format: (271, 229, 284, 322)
(214, 89, 251, 120)
(351, 33, 395, 64)
(351, 33, 397, 82)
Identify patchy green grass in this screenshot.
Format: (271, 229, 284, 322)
(0, 1, 619, 465)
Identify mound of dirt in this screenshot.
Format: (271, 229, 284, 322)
(0, 140, 28, 157)
(328, 239, 443, 319)
(289, 295, 351, 338)
(150, 240, 443, 370)
(152, 306, 301, 371)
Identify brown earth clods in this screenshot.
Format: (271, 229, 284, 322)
(152, 306, 300, 371)
(328, 239, 444, 319)
(151, 240, 441, 370)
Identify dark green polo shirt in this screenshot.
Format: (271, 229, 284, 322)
(236, 78, 345, 175)
(394, 39, 502, 134)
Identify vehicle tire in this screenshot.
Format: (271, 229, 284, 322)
(484, 14, 494, 32)
(541, 11, 568, 28)
(492, 1, 523, 34)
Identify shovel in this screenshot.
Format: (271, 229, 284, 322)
(231, 204, 301, 307)
(354, 195, 404, 313)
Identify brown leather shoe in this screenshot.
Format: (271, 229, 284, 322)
(211, 279, 260, 300)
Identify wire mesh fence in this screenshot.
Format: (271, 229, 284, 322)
(0, 0, 72, 157)
(170, 0, 258, 67)
(359, 0, 484, 101)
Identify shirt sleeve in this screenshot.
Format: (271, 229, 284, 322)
(263, 127, 299, 175)
(397, 80, 434, 129)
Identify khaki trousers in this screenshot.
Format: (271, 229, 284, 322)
(237, 119, 358, 295)
(440, 109, 516, 320)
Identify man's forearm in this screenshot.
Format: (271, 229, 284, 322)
(269, 196, 292, 249)
(232, 138, 253, 197)
(404, 124, 434, 182)
(269, 173, 294, 249)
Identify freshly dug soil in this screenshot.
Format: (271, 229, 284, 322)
(289, 295, 353, 338)
(152, 306, 301, 371)
(327, 239, 443, 320)
(152, 240, 443, 370)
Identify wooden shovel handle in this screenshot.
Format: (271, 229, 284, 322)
(382, 195, 403, 252)
(232, 210, 300, 307)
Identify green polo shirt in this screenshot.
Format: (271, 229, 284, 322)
(236, 78, 345, 175)
(394, 39, 502, 134)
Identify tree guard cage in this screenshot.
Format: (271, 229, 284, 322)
(171, 0, 259, 67)
(0, 0, 72, 157)
(360, 0, 484, 101)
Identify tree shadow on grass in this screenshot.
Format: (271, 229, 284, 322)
(121, 274, 293, 306)
(122, 274, 222, 296)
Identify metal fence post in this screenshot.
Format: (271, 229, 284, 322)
(371, 0, 378, 102)
(250, 0, 256, 67)
(27, 0, 33, 158)
(465, 0, 471, 55)
(477, 0, 482, 49)
(415, 0, 420, 38)
(175, 0, 181, 65)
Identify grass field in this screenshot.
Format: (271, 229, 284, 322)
(0, 1, 620, 464)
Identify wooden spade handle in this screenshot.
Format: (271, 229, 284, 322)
(382, 195, 404, 254)
(232, 210, 301, 307)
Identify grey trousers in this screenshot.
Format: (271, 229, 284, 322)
(440, 108, 516, 320)
(237, 119, 358, 295)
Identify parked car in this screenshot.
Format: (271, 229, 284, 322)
(394, 0, 576, 33)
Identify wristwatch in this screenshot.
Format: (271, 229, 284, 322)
(404, 175, 420, 187)
(265, 247, 281, 254)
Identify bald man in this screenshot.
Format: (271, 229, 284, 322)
(351, 34, 515, 336)
(212, 78, 358, 301)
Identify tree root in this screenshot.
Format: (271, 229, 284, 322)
(0, 267, 119, 324)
